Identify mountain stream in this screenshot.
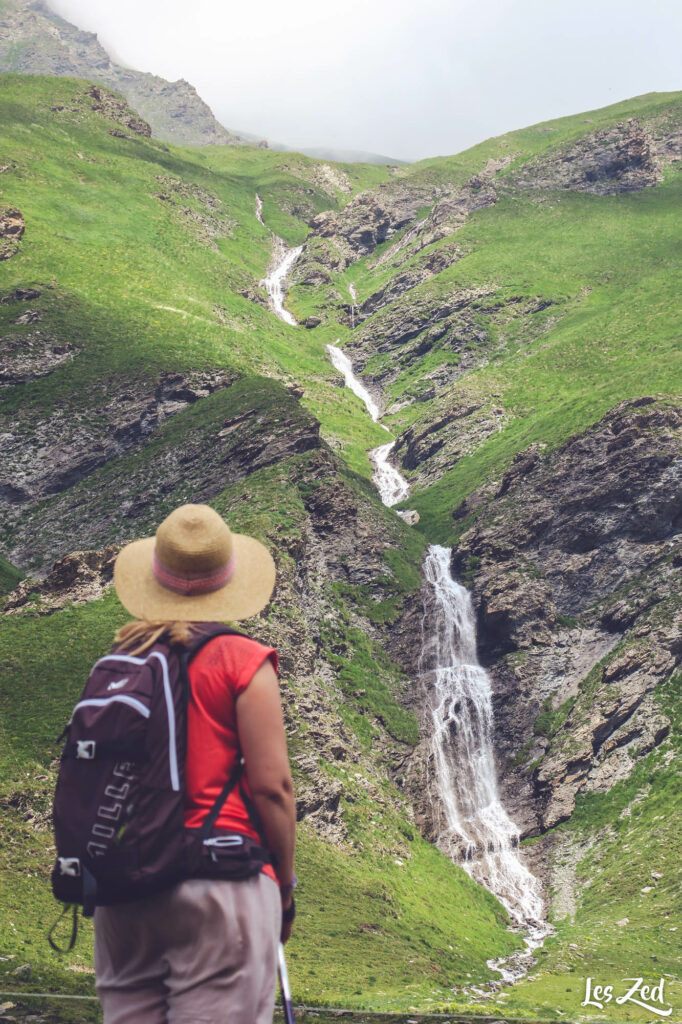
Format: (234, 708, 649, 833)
(256, 193, 303, 325)
(260, 234, 550, 983)
(327, 342, 550, 984)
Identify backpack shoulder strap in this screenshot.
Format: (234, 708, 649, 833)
(182, 624, 263, 842)
(182, 624, 249, 672)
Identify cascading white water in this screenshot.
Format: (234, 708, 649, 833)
(255, 193, 265, 225)
(256, 193, 302, 326)
(263, 242, 303, 325)
(349, 282, 359, 329)
(371, 441, 410, 507)
(420, 546, 545, 923)
(421, 544, 551, 979)
(326, 343, 416, 509)
(326, 334, 549, 982)
(326, 343, 383, 423)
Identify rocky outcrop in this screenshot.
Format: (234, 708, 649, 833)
(508, 118, 661, 195)
(533, 619, 677, 831)
(300, 182, 436, 276)
(0, 207, 25, 260)
(0, 369, 238, 508)
(0, 330, 74, 386)
(351, 244, 464, 322)
(1, 377, 322, 571)
(3, 545, 118, 613)
(394, 397, 506, 489)
(0, 0, 240, 146)
(448, 397, 681, 838)
(86, 84, 151, 136)
(454, 398, 682, 625)
(371, 157, 513, 271)
(376, 180, 497, 269)
(0, 285, 43, 304)
(345, 286, 493, 373)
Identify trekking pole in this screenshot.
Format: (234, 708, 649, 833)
(277, 942, 295, 1024)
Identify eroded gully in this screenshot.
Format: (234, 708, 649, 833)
(258, 210, 551, 985)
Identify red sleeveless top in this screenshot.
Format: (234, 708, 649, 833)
(184, 633, 279, 882)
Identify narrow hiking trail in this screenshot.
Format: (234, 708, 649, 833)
(256, 193, 303, 325)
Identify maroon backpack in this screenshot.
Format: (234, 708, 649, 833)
(51, 625, 270, 928)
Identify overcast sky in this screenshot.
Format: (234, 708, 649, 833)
(49, 0, 681, 162)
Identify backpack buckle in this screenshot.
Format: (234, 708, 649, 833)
(203, 834, 244, 863)
(76, 740, 96, 760)
(58, 857, 81, 877)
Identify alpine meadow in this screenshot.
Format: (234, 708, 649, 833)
(0, 5, 681, 1020)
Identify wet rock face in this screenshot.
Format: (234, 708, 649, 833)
(449, 397, 682, 838)
(509, 118, 661, 195)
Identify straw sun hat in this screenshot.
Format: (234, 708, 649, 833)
(113, 504, 276, 622)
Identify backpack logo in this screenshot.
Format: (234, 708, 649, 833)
(107, 678, 129, 691)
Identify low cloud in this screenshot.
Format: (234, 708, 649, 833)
(49, 0, 682, 161)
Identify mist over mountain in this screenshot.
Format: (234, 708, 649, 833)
(0, 0, 242, 146)
(271, 143, 407, 167)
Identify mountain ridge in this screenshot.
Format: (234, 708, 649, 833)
(0, 0, 247, 146)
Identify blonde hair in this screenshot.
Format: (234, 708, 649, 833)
(115, 620, 198, 656)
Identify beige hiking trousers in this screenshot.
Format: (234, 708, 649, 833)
(94, 873, 281, 1024)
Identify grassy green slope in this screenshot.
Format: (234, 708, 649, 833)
(0, 76, 522, 1007)
(405, 174, 682, 539)
(0, 73, 390, 476)
(291, 91, 682, 541)
(3, 76, 681, 1019)
(0, 555, 23, 594)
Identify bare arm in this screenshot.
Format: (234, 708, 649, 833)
(235, 658, 296, 936)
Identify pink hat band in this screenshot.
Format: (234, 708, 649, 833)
(152, 551, 236, 596)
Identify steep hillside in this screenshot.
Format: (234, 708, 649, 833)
(0, 0, 241, 146)
(1, 73, 681, 1021)
(0, 73, 521, 1016)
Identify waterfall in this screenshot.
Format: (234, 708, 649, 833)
(371, 441, 410, 507)
(420, 546, 545, 924)
(327, 341, 549, 980)
(327, 343, 416, 509)
(326, 344, 382, 422)
(256, 193, 302, 326)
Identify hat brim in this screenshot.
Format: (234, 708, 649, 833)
(113, 532, 276, 622)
